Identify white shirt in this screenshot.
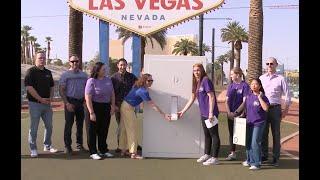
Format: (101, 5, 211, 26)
(259, 73, 291, 106)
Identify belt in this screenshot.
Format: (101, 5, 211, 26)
(269, 104, 281, 108)
(67, 96, 84, 102)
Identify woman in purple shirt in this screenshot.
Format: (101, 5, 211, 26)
(225, 67, 250, 161)
(241, 78, 270, 170)
(178, 63, 220, 166)
(85, 62, 116, 160)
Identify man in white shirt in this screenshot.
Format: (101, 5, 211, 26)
(259, 57, 291, 167)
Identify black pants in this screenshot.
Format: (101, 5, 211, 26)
(88, 102, 111, 155)
(64, 97, 84, 149)
(201, 116, 220, 157)
(227, 118, 236, 152)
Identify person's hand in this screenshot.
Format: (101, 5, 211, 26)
(259, 91, 264, 98)
(66, 102, 75, 112)
(177, 111, 185, 119)
(164, 114, 171, 121)
(114, 105, 119, 112)
(110, 105, 115, 115)
(281, 109, 288, 118)
(89, 113, 96, 122)
(208, 114, 214, 123)
(39, 98, 50, 105)
(227, 112, 235, 120)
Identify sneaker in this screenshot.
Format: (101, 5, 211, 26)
(43, 146, 58, 153)
(242, 161, 250, 167)
(272, 158, 279, 167)
(101, 152, 114, 158)
(196, 154, 211, 163)
(30, 150, 38, 158)
(90, 154, 102, 160)
(225, 152, 236, 161)
(203, 157, 219, 165)
(249, 166, 260, 170)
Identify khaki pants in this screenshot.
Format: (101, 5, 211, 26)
(119, 101, 138, 154)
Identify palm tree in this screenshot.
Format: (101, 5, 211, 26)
(221, 21, 248, 69)
(29, 36, 37, 64)
(234, 27, 248, 68)
(45, 37, 53, 61)
(69, 7, 83, 69)
(116, 28, 167, 70)
(21, 25, 32, 64)
(194, 43, 211, 56)
(248, 0, 263, 81)
(172, 38, 198, 56)
(34, 43, 41, 53)
(216, 53, 229, 86)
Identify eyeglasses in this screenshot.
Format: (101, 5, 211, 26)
(147, 80, 154, 82)
(70, 61, 79, 63)
(266, 63, 274, 66)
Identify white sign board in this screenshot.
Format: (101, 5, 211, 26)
(233, 117, 247, 146)
(68, 0, 225, 36)
(143, 55, 206, 158)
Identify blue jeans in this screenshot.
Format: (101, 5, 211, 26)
(28, 101, 53, 150)
(246, 121, 266, 167)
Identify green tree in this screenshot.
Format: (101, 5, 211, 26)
(21, 25, 32, 64)
(53, 59, 63, 66)
(195, 43, 211, 56)
(172, 38, 198, 56)
(45, 36, 53, 63)
(28, 36, 37, 64)
(248, 0, 263, 81)
(116, 28, 167, 70)
(221, 21, 248, 70)
(216, 52, 230, 86)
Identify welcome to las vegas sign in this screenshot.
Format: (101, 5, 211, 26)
(68, 0, 225, 36)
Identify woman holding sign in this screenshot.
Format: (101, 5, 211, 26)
(240, 78, 270, 170)
(178, 63, 220, 166)
(225, 67, 250, 161)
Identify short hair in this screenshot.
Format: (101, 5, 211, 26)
(117, 58, 127, 65)
(268, 57, 278, 64)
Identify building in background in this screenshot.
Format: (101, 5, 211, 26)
(109, 39, 124, 59)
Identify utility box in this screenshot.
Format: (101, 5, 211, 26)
(142, 55, 206, 158)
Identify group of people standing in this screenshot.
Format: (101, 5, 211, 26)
(24, 52, 291, 170)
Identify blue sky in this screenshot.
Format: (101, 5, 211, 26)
(21, 0, 299, 73)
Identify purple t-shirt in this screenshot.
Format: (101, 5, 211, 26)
(196, 77, 219, 118)
(246, 92, 270, 126)
(226, 81, 250, 112)
(85, 77, 114, 103)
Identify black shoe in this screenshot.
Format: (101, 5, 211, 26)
(137, 145, 142, 151)
(261, 156, 268, 162)
(65, 147, 73, 155)
(115, 148, 121, 153)
(271, 158, 279, 167)
(76, 145, 88, 152)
